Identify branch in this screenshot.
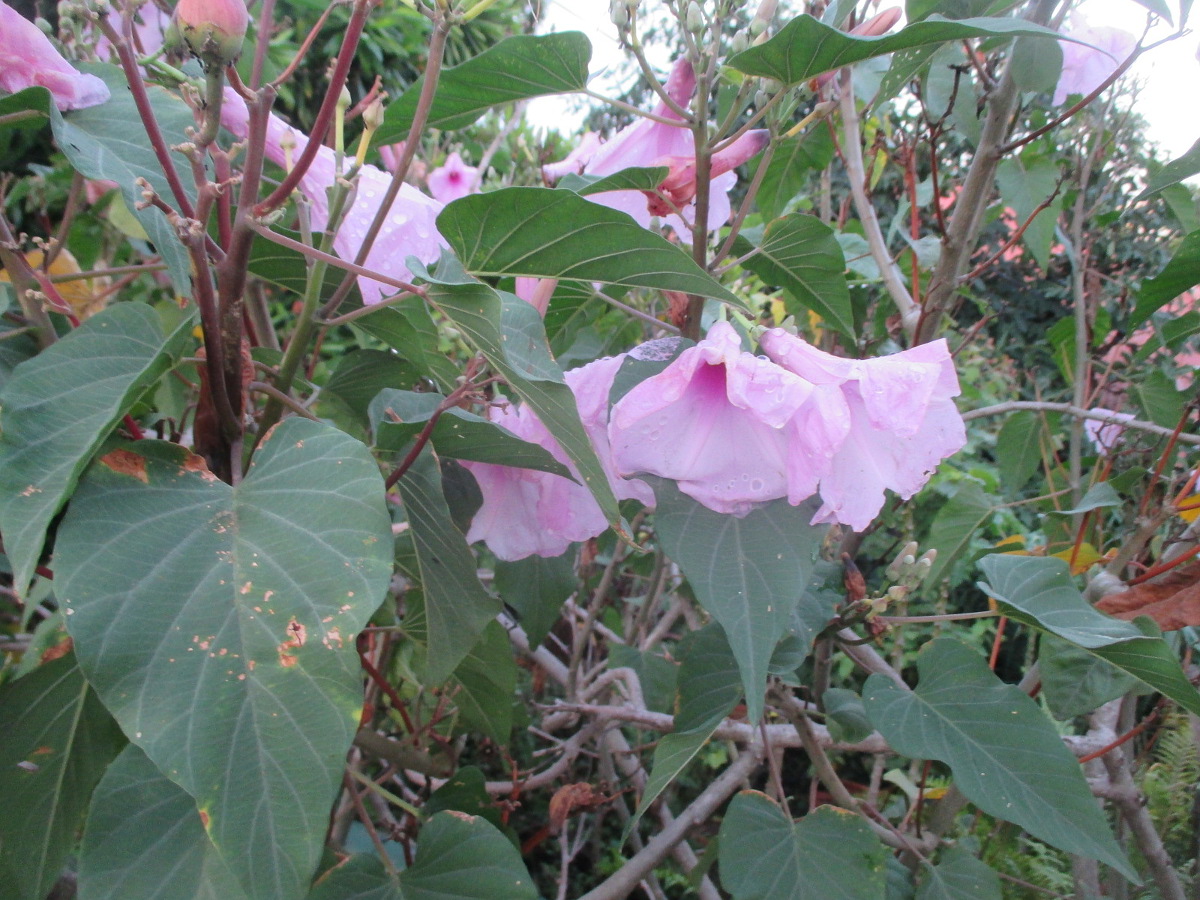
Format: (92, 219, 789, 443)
(838, 69, 919, 339)
(577, 745, 762, 900)
(962, 401, 1200, 445)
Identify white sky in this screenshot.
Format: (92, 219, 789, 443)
(527, 0, 1199, 161)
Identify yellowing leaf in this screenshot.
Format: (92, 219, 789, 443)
(0, 248, 109, 320)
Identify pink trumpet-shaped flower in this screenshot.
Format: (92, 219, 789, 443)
(221, 91, 446, 305)
(759, 329, 966, 530)
(543, 59, 766, 235)
(426, 151, 479, 203)
(1053, 18, 1136, 105)
(0, 1, 109, 111)
(463, 354, 651, 560)
(609, 322, 814, 516)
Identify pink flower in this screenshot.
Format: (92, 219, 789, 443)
(543, 59, 767, 235)
(0, 1, 109, 111)
(1083, 408, 1136, 455)
(1053, 18, 1136, 105)
(759, 330, 966, 530)
(221, 91, 446, 305)
(609, 322, 814, 516)
(542, 132, 602, 182)
(514, 277, 555, 316)
(426, 151, 479, 203)
(464, 355, 651, 560)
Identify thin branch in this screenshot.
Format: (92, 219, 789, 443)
(838, 69, 918, 339)
(962, 401, 1200, 445)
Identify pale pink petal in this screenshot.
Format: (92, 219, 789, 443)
(543, 132, 603, 182)
(514, 277, 555, 316)
(609, 322, 810, 515)
(0, 2, 110, 111)
(761, 329, 966, 530)
(426, 151, 479, 203)
(463, 402, 609, 560)
(220, 91, 447, 305)
(564, 355, 654, 506)
(1053, 18, 1136, 105)
(377, 141, 405, 173)
(1083, 408, 1136, 454)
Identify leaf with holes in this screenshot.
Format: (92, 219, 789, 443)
(77, 744, 248, 900)
(863, 638, 1136, 880)
(0, 303, 191, 598)
(0, 654, 125, 900)
(56, 419, 393, 900)
(719, 795, 888, 899)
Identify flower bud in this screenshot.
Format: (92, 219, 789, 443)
(165, 0, 248, 69)
(730, 32, 749, 54)
(685, 1, 704, 33)
(610, 0, 629, 29)
(362, 97, 386, 133)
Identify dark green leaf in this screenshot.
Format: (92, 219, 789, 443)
(412, 255, 622, 530)
(449, 621, 516, 744)
(651, 480, 827, 723)
(0, 654, 125, 900)
(249, 228, 351, 302)
(0, 303, 190, 597)
(324, 350, 421, 420)
(996, 411, 1051, 494)
(823, 688, 873, 744)
(437, 187, 740, 304)
(1132, 229, 1200, 328)
(1039, 635, 1140, 720)
(924, 482, 997, 584)
(370, 389, 571, 477)
(377, 33, 590, 140)
(52, 64, 195, 296)
(1138, 137, 1200, 200)
(734, 215, 854, 340)
(557, 166, 669, 196)
(494, 551, 576, 647)
(864, 639, 1135, 879)
(719, 795, 888, 899)
(978, 554, 1200, 717)
(307, 813, 536, 900)
(57, 420, 394, 900)
(610, 644, 678, 715)
(994, 156, 1061, 270)
(426, 767, 510, 837)
(757, 129, 836, 220)
(916, 848, 1001, 900)
(1009, 35, 1062, 93)
(728, 14, 1062, 85)
(77, 744, 247, 900)
(1048, 482, 1120, 516)
(351, 299, 458, 392)
(1134, 368, 1188, 429)
(395, 446, 498, 683)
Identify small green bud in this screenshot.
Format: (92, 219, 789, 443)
(685, 1, 704, 33)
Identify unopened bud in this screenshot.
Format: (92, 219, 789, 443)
(749, 16, 768, 37)
(730, 32, 749, 54)
(686, 1, 704, 33)
(850, 7, 902, 38)
(610, 0, 629, 29)
(337, 84, 352, 112)
(165, 0, 249, 69)
(362, 97, 386, 133)
(886, 541, 919, 580)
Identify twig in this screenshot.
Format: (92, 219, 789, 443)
(838, 69, 918, 339)
(963, 401, 1200, 445)
(577, 745, 762, 900)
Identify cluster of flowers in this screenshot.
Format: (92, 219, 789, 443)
(464, 322, 966, 560)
